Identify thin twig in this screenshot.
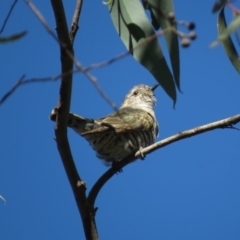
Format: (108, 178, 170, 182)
(70, 0, 83, 43)
(25, 0, 118, 112)
(85, 27, 174, 71)
(0, 27, 174, 106)
(0, 74, 71, 105)
(23, 0, 177, 111)
(0, 75, 25, 105)
(88, 113, 240, 206)
(0, 0, 18, 35)
(227, 2, 240, 15)
(0, 71, 77, 105)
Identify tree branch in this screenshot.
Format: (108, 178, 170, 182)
(24, 1, 99, 238)
(0, 0, 18, 35)
(135, 114, 240, 156)
(0, 6, 195, 107)
(48, 1, 98, 239)
(70, 0, 83, 43)
(88, 113, 240, 207)
(0, 23, 177, 107)
(0, 26, 173, 106)
(0, 75, 25, 105)
(25, 0, 117, 112)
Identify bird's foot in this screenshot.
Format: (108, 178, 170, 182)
(139, 147, 145, 160)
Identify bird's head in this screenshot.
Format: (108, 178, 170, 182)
(120, 84, 159, 111)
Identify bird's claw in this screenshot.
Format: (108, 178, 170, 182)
(139, 147, 145, 160)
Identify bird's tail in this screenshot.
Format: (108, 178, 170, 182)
(49, 107, 94, 135)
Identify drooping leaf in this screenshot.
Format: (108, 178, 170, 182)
(142, 0, 160, 30)
(0, 31, 27, 43)
(212, 0, 228, 13)
(145, 0, 180, 91)
(149, 8, 160, 30)
(210, 13, 240, 47)
(217, 8, 240, 74)
(109, 0, 176, 104)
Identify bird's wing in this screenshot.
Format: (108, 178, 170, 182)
(81, 108, 155, 135)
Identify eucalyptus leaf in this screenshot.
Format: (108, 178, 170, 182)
(218, 8, 240, 74)
(212, 0, 228, 13)
(109, 0, 176, 103)
(211, 13, 240, 47)
(0, 31, 27, 43)
(145, 0, 180, 91)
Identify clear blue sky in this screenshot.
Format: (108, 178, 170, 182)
(1, 1, 240, 239)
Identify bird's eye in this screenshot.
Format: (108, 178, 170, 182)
(133, 91, 138, 96)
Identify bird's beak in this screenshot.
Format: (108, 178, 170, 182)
(151, 84, 159, 91)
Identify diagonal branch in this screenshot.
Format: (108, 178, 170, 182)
(135, 114, 240, 156)
(0, 0, 18, 35)
(0, 75, 25, 105)
(25, 0, 118, 112)
(0, 26, 174, 106)
(88, 113, 240, 207)
(0, 70, 79, 105)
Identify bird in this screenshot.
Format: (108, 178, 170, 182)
(50, 84, 159, 164)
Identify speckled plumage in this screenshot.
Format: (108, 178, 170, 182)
(50, 84, 159, 163)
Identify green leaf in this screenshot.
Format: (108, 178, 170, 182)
(145, 0, 180, 91)
(217, 8, 240, 74)
(210, 13, 240, 47)
(149, 8, 160, 30)
(0, 31, 27, 43)
(109, 0, 176, 104)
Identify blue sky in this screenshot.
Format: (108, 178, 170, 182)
(1, 1, 240, 239)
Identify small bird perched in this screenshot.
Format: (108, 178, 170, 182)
(50, 84, 159, 164)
